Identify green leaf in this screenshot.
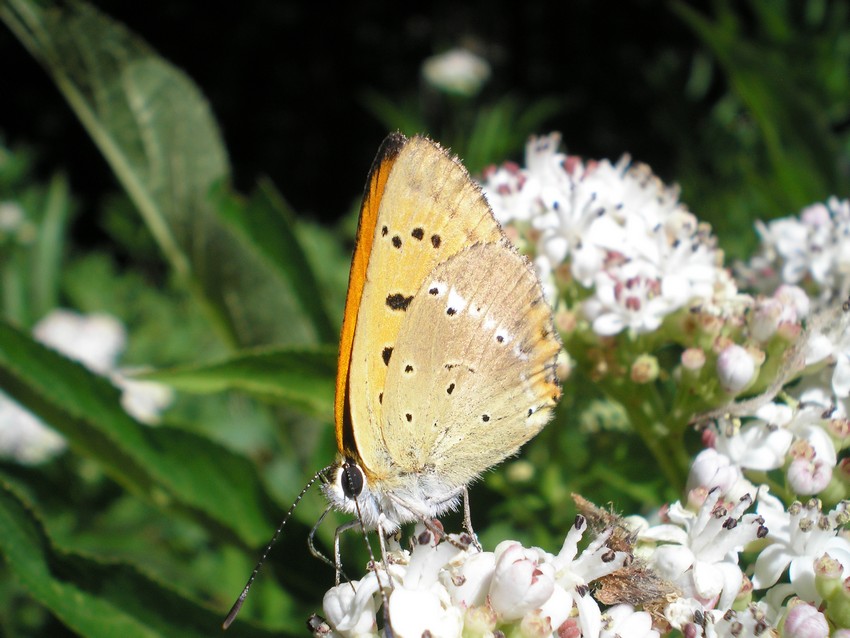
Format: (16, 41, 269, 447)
(673, 1, 843, 209)
(0, 0, 321, 349)
(0, 319, 276, 547)
(141, 346, 337, 422)
(214, 180, 337, 344)
(30, 173, 71, 320)
(0, 481, 286, 638)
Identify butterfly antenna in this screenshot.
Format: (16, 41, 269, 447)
(223, 465, 334, 630)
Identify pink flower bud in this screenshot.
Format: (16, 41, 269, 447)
(783, 601, 829, 638)
(787, 458, 833, 495)
(489, 542, 555, 621)
(716, 344, 755, 394)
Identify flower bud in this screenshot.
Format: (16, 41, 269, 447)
(630, 354, 659, 384)
(716, 344, 756, 395)
(516, 609, 553, 638)
(787, 458, 833, 495)
(815, 553, 844, 601)
(829, 576, 850, 629)
(489, 543, 555, 621)
(463, 605, 498, 637)
(681, 347, 706, 372)
(782, 600, 829, 638)
(323, 578, 379, 635)
(749, 297, 783, 342)
(687, 448, 743, 497)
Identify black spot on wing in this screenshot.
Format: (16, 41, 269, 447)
(392, 235, 402, 249)
(382, 347, 393, 366)
(411, 227, 424, 240)
(431, 234, 441, 248)
(386, 293, 414, 311)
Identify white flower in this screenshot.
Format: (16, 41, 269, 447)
(390, 529, 464, 638)
(640, 489, 766, 609)
(583, 261, 673, 336)
(319, 518, 630, 638)
(34, 309, 126, 374)
(600, 604, 659, 638)
(710, 414, 793, 473)
(752, 196, 850, 306)
(753, 493, 850, 603)
(111, 372, 174, 425)
(34, 310, 173, 423)
(665, 599, 778, 637)
(0, 310, 173, 464)
(546, 515, 630, 637)
(707, 400, 838, 496)
(480, 133, 727, 317)
(421, 48, 491, 97)
(0, 391, 67, 464)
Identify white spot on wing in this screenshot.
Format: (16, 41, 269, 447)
(447, 287, 468, 314)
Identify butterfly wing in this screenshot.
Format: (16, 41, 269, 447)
(336, 134, 504, 478)
(382, 242, 561, 489)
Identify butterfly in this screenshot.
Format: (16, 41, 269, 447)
(322, 132, 561, 538)
(224, 133, 560, 629)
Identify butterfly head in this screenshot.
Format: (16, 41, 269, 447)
(322, 457, 391, 531)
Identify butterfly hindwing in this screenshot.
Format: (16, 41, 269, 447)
(382, 242, 562, 488)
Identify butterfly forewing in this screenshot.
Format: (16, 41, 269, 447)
(346, 136, 504, 478)
(382, 242, 561, 488)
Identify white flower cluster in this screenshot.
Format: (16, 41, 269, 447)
(310, 136, 850, 637)
(745, 197, 850, 309)
(0, 309, 173, 464)
(318, 518, 652, 638)
(481, 133, 730, 336)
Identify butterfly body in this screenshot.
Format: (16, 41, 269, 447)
(327, 133, 561, 534)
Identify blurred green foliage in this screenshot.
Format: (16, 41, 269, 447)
(0, 0, 847, 635)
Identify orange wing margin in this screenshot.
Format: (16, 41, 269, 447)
(334, 132, 407, 456)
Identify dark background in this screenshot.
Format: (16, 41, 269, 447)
(1, 1, 718, 225)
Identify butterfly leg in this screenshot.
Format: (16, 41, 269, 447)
(462, 486, 483, 551)
(330, 519, 361, 586)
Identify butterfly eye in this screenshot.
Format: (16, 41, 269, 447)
(340, 461, 364, 498)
